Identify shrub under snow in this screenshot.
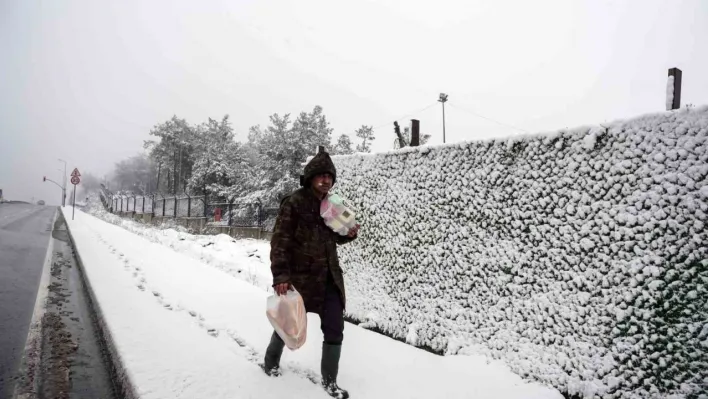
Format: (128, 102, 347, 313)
(333, 107, 708, 399)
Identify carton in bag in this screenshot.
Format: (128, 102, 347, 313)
(266, 289, 307, 350)
(320, 194, 357, 236)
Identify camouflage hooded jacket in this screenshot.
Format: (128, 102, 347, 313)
(270, 152, 356, 314)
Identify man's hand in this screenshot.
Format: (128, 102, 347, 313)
(347, 224, 360, 238)
(274, 282, 291, 296)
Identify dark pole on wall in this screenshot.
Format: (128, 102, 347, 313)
(410, 119, 420, 147)
(667, 68, 682, 110)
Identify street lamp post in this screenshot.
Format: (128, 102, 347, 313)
(57, 168, 64, 204)
(438, 93, 449, 144)
(58, 159, 67, 206)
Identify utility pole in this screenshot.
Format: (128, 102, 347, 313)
(438, 93, 449, 144)
(58, 158, 67, 206)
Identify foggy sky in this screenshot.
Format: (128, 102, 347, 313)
(1, 0, 707, 205)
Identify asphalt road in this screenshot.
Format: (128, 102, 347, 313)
(0, 203, 56, 398)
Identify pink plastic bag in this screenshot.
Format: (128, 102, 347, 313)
(266, 289, 307, 350)
(320, 194, 357, 236)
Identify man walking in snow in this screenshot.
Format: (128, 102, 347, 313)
(263, 151, 359, 399)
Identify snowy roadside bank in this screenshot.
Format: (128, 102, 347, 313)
(85, 200, 274, 291)
(61, 208, 138, 399)
(63, 206, 562, 398)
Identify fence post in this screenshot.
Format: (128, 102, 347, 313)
(173, 197, 177, 218)
(120, 196, 123, 213)
(163, 197, 166, 217)
(142, 196, 145, 214)
(187, 195, 192, 218)
(203, 193, 208, 218)
(228, 199, 234, 227)
(667, 68, 682, 110)
(133, 196, 137, 215)
(151, 195, 155, 217)
(256, 201, 263, 240)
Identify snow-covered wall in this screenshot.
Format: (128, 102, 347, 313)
(333, 108, 708, 399)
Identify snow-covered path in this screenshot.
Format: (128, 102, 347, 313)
(61, 207, 562, 399)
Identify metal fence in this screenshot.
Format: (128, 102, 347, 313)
(204, 202, 278, 228)
(110, 194, 279, 230)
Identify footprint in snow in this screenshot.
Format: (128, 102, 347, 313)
(200, 321, 218, 337)
(136, 283, 145, 291)
(225, 330, 260, 363)
(227, 330, 247, 348)
(152, 291, 161, 298)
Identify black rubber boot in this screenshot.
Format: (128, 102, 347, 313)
(321, 343, 349, 398)
(262, 331, 285, 377)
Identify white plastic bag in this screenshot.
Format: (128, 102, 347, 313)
(266, 288, 307, 350)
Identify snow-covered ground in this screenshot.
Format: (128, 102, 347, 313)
(61, 206, 561, 399)
(85, 200, 274, 291)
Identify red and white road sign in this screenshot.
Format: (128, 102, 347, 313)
(71, 176, 80, 185)
(70, 168, 81, 178)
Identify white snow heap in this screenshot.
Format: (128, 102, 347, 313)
(332, 106, 708, 399)
(666, 75, 675, 111)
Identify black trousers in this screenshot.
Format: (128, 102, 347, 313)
(321, 271, 345, 345)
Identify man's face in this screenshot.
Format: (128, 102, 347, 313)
(312, 173, 333, 196)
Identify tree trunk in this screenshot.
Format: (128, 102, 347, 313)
(156, 163, 162, 193)
(173, 149, 178, 195)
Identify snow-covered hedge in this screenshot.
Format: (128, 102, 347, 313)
(333, 108, 708, 399)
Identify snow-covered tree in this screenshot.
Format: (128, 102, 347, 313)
(136, 106, 340, 205)
(355, 125, 374, 153)
(144, 116, 196, 194)
(80, 173, 102, 192)
(188, 115, 247, 200)
(333, 134, 354, 155)
(242, 106, 334, 205)
(110, 154, 157, 194)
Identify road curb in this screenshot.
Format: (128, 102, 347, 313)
(60, 208, 139, 399)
